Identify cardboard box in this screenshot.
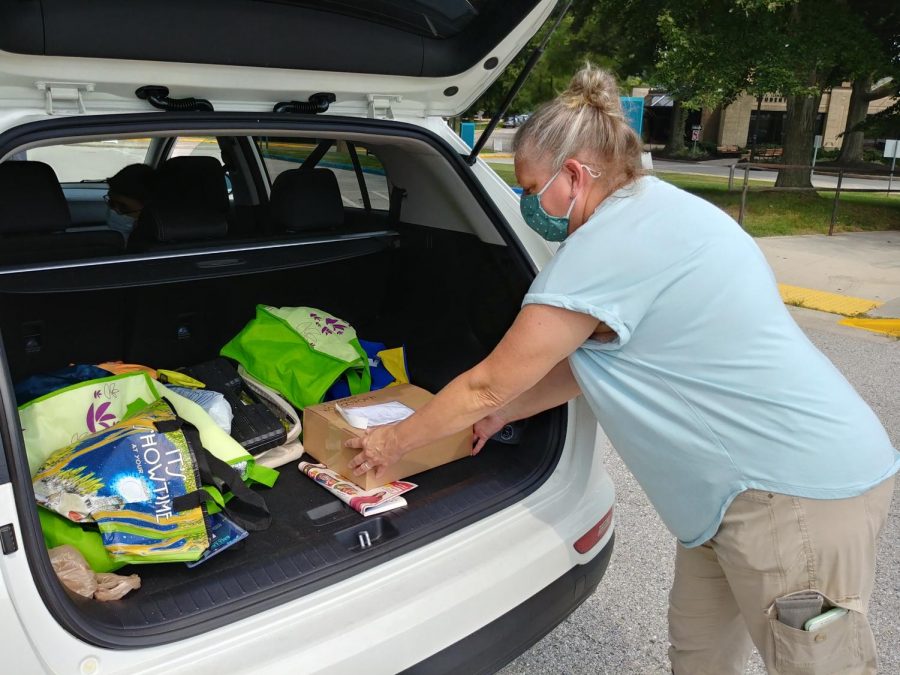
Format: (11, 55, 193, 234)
(302, 384, 472, 490)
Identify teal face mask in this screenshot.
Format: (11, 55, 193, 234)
(519, 169, 576, 242)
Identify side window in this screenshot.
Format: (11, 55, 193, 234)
(26, 138, 152, 183)
(168, 136, 224, 163)
(255, 137, 389, 211)
(351, 146, 390, 211)
(167, 136, 231, 195)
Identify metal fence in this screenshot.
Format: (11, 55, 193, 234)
(726, 163, 898, 235)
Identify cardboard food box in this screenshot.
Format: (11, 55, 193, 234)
(302, 384, 472, 490)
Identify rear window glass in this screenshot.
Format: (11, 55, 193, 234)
(23, 139, 152, 183)
(255, 137, 390, 211)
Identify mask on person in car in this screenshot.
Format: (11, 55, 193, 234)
(107, 210, 137, 236)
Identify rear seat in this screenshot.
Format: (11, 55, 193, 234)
(269, 168, 345, 234)
(129, 156, 229, 250)
(0, 161, 124, 265)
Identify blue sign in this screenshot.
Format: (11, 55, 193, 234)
(620, 97, 644, 137)
(460, 121, 476, 149)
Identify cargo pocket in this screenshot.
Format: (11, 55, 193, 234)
(766, 590, 872, 674)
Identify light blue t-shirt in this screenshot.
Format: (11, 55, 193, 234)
(523, 176, 899, 547)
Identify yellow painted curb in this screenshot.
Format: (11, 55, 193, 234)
(838, 318, 900, 338)
(778, 284, 882, 317)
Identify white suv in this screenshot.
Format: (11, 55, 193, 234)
(0, 1, 615, 673)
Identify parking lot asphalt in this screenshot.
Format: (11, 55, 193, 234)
(755, 232, 900, 306)
(500, 307, 899, 675)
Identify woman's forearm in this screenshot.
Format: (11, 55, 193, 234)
(392, 368, 500, 453)
(496, 359, 581, 424)
(394, 359, 581, 454)
(346, 306, 600, 475)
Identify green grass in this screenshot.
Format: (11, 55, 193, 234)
(489, 162, 518, 187)
(657, 172, 900, 237)
(486, 163, 900, 237)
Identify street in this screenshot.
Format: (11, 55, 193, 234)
(651, 159, 897, 193)
(483, 128, 899, 192)
(500, 307, 899, 675)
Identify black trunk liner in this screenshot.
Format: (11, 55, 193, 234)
(67, 413, 559, 637)
(2, 227, 558, 645)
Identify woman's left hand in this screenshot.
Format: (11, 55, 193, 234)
(345, 424, 404, 481)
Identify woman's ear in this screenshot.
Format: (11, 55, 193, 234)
(561, 158, 584, 197)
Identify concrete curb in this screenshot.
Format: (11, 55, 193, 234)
(838, 317, 900, 337)
(778, 284, 900, 337)
(778, 284, 882, 316)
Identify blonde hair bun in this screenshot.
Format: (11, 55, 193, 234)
(512, 62, 643, 181)
(559, 63, 623, 118)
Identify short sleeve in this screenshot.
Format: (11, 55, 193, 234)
(522, 218, 703, 350)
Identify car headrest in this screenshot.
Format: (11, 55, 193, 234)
(138, 205, 228, 244)
(270, 168, 344, 232)
(155, 155, 229, 214)
(0, 161, 71, 235)
(130, 155, 229, 246)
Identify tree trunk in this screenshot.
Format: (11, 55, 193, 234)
(775, 93, 821, 188)
(836, 77, 872, 166)
(665, 100, 688, 154)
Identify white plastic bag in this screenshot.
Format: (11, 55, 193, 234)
(168, 386, 234, 434)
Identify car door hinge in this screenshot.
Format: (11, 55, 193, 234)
(0, 524, 18, 554)
(35, 81, 95, 115)
(366, 94, 403, 120)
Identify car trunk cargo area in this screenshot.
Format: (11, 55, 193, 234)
(0, 224, 565, 646)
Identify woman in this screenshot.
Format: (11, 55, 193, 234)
(346, 65, 898, 674)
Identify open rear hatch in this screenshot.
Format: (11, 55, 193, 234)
(0, 0, 558, 118)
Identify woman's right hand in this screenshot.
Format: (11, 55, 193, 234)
(472, 412, 508, 456)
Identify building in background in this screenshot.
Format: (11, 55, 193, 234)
(632, 83, 896, 150)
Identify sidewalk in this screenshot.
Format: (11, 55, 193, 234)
(755, 232, 900, 336)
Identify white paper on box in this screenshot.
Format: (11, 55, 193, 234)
(335, 400, 415, 430)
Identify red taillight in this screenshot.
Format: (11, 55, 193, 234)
(574, 507, 613, 554)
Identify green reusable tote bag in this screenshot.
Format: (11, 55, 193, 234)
(221, 306, 371, 410)
(19, 372, 277, 488)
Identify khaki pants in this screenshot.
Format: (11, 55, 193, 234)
(668, 475, 895, 674)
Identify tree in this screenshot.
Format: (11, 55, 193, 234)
(837, 78, 897, 165)
(732, 0, 890, 187)
(645, 0, 894, 184)
(467, 0, 667, 122)
(857, 99, 900, 138)
(653, 2, 766, 153)
(835, 1, 899, 166)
